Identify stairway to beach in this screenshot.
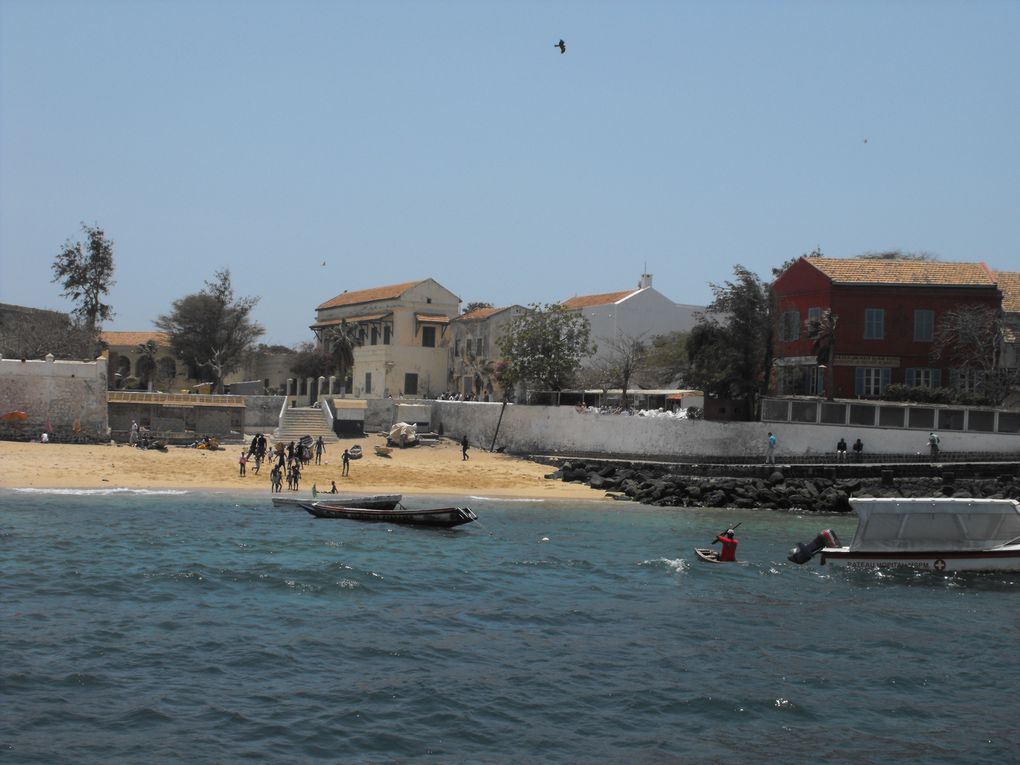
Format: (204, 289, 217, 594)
(272, 406, 339, 444)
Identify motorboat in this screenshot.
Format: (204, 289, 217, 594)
(272, 494, 402, 511)
(789, 497, 1020, 573)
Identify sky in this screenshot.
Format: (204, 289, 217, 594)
(1, 0, 1018, 346)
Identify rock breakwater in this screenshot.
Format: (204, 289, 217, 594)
(547, 460, 1020, 512)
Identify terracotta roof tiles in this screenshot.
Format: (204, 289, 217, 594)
(805, 257, 995, 287)
(561, 289, 638, 310)
(317, 280, 424, 310)
(101, 331, 170, 347)
(994, 271, 1020, 313)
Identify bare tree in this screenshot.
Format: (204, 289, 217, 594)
(579, 331, 648, 410)
(931, 304, 1015, 403)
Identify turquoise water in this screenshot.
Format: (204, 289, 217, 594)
(2, 489, 1017, 764)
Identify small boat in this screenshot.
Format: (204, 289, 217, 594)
(375, 445, 393, 457)
(304, 502, 478, 528)
(272, 494, 402, 511)
(694, 547, 729, 563)
(348, 444, 363, 459)
(789, 497, 1020, 573)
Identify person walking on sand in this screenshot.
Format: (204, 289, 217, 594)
(315, 436, 325, 465)
(765, 432, 777, 464)
(461, 435, 470, 461)
(342, 448, 350, 477)
(239, 450, 248, 477)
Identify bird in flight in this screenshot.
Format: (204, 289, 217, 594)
(555, 39, 566, 54)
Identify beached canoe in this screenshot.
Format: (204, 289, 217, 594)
(304, 502, 478, 528)
(272, 494, 402, 511)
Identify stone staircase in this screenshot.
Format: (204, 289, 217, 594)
(272, 406, 339, 443)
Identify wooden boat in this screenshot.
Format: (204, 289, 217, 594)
(348, 444, 363, 459)
(304, 502, 478, 528)
(694, 547, 736, 563)
(272, 494, 402, 511)
(789, 497, 1020, 573)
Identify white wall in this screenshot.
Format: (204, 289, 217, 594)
(583, 289, 699, 363)
(432, 401, 1020, 458)
(0, 354, 109, 438)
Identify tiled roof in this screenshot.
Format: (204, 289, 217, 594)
(457, 307, 502, 321)
(561, 289, 638, 310)
(317, 280, 424, 310)
(101, 331, 170, 347)
(415, 314, 450, 324)
(805, 257, 995, 286)
(994, 271, 1020, 313)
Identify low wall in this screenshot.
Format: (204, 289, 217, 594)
(0, 354, 109, 441)
(431, 401, 1020, 459)
(243, 395, 286, 431)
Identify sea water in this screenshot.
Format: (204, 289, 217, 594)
(2, 489, 1017, 764)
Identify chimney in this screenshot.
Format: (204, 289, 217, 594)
(638, 273, 653, 289)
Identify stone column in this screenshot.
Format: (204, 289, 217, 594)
(317, 376, 326, 404)
(306, 377, 314, 405)
(286, 378, 294, 397)
(328, 375, 336, 395)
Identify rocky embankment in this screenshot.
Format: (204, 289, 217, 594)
(547, 460, 1020, 512)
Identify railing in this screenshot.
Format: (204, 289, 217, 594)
(108, 391, 245, 406)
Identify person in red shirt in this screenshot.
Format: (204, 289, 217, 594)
(714, 529, 739, 562)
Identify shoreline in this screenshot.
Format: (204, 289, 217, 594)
(0, 437, 608, 502)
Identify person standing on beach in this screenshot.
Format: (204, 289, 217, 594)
(928, 432, 940, 459)
(341, 448, 350, 477)
(765, 432, 777, 464)
(239, 450, 248, 477)
(461, 435, 470, 461)
(129, 420, 139, 446)
(315, 436, 325, 465)
(330, 480, 338, 494)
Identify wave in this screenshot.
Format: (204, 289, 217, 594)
(468, 496, 545, 502)
(12, 487, 189, 496)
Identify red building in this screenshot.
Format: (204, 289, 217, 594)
(771, 256, 1003, 399)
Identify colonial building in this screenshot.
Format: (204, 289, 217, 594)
(449, 305, 527, 400)
(561, 274, 700, 363)
(311, 279, 460, 399)
(771, 256, 1003, 398)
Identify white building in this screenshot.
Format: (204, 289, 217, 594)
(561, 274, 701, 362)
(312, 279, 460, 399)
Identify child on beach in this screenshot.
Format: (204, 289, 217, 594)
(239, 450, 248, 477)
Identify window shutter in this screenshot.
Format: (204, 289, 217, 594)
(854, 367, 865, 395)
(932, 368, 942, 388)
(905, 368, 916, 386)
(880, 367, 892, 392)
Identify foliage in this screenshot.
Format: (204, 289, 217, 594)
(463, 301, 494, 314)
(155, 269, 264, 392)
(686, 265, 772, 417)
(931, 304, 1015, 404)
(496, 303, 594, 395)
(321, 320, 362, 389)
(639, 331, 689, 387)
(0, 309, 96, 360)
(135, 339, 158, 390)
(289, 341, 334, 380)
(576, 331, 648, 410)
(882, 384, 994, 407)
(805, 308, 838, 399)
(51, 223, 116, 334)
(858, 250, 938, 261)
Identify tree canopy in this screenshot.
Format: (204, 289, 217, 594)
(155, 270, 264, 392)
(463, 301, 494, 314)
(686, 265, 773, 418)
(495, 303, 594, 398)
(576, 331, 648, 409)
(51, 223, 116, 337)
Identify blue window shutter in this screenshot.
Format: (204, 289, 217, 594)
(905, 367, 916, 386)
(933, 368, 942, 388)
(881, 367, 891, 392)
(854, 367, 865, 395)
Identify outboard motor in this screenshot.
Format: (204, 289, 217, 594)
(788, 529, 841, 564)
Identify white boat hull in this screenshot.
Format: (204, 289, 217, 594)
(820, 546, 1020, 573)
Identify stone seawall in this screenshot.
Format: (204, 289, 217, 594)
(0, 354, 109, 441)
(547, 459, 1020, 513)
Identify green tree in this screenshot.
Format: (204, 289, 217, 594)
(686, 265, 773, 419)
(155, 269, 264, 392)
(463, 301, 494, 314)
(135, 339, 159, 390)
(640, 331, 690, 387)
(322, 320, 362, 391)
(290, 341, 334, 380)
(51, 223, 116, 335)
(806, 309, 838, 399)
(496, 303, 594, 399)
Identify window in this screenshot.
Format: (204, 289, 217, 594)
(383, 325, 391, 344)
(905, 367, 941, 389)
(454, 339, 460, 357)
(951, 368, 983, 393)
(475, 337, 484, 356)
(808, 307, 822, 324)
(422, 326, 436, 348)
(780, 310, 800, 341)
(370, 326, 379, 345)
(364, 372, 372, 395)
(913, 309, 934, 342)
(404, 373, 418, 396)
(855, 366, 891, 397)
(864, 308, 884, 339)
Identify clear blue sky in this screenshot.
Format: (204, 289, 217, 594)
(2, 0, 1018, 346)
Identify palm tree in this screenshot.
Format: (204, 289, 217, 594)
(324, 321, 362, 393)
(807, 309, 838, 400)
(136, 339, 159, 391)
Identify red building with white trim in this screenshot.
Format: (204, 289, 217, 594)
(771, 256, 1003, 399)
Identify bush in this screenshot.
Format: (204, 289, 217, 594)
(882, 384, 994, 407)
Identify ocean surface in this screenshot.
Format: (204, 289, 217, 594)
(2, 489, 1018, 764)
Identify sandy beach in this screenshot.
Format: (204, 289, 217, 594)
(0, 435, 606, 500)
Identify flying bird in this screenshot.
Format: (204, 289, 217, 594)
(555, 39, 566, 54)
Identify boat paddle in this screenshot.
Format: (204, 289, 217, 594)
(710, 521, 741, 546)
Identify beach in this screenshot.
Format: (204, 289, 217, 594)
(0, 435, 604, 499)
